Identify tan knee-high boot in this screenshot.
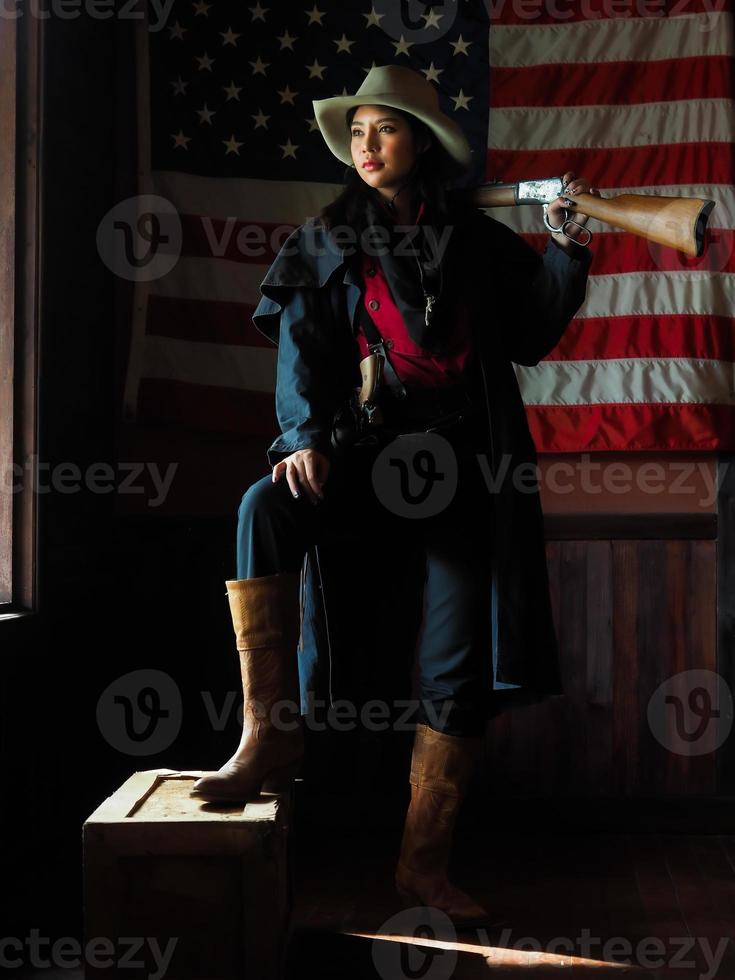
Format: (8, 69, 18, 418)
(190, 572, 304, 802)
(395, 722, 489, 926)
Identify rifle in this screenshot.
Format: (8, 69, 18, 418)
(454, 178, 716, 258)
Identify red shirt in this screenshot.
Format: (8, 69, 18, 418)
(354, 201, 474, 390)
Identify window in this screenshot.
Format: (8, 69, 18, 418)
(0, 12, 39, 614)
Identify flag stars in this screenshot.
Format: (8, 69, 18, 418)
(277, 30, 298, 51)
(277, 84, 298, 105)
(392, 35, 413, 57)
(250, 56, 269, 76)
(252, 107, 270, 129)
(222, 80, 243, 101)
(305, 5, 325, 25)
(196, 103, 216, 124)
(306, 59, 326, 79)
(192, 0, 211, 16)
(422, 62, 443, 84)
(171, 130, 192, 149)
(195, 52, 215, 72)
(364, 6, 385, 28)
(220, 27, 241, 47)
(450, 35, 473, 56)
(249, 3, 268, 21)
(422, 9, 444, 29)
(168, 20, 186, 40)
(334, 34, 354, 54)
(223, 134, 244, 155)
(451, 88, 473, 111)
(280, 139, 299, 159)
(307, 117, 320, 132)
(170, 75, 188, 96)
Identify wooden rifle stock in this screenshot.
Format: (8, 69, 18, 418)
(455, 182, 716, 258)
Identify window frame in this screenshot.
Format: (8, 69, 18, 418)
(0, 10, 40, 618)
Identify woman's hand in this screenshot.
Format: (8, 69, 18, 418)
(546, 170, 602, 247)
(272, 448, 331, 505)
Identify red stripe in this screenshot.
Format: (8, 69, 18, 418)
(521, 228, 734, 275)
(490, 0, 733, 26)
(486, 143, 735, 190)
(545, 314, 735, 361)
(146, 295, 272, 348)
(180, 215, 298, 265)
(527, 403, 735, 452)
(491, 56, 734, 108)
(137, 379, 278, 437)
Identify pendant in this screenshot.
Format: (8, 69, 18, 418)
(425, 294, 436, 327)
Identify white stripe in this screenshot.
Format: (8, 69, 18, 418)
(490, 98, 735, 151)
(148, 258, 735, 319)
(141, 336, 276, 391)
(151, 171, 342, 225)
(149, 256, 270, 305)
(516, 357, 735, 406)
(579, 271, 735, 319)
(489, 183, 734, 236)
(490, 11, 734, 68)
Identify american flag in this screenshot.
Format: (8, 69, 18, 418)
(123, 0, 735, 452)
(490, 0, 735, 451)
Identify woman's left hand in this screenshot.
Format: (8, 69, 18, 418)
(546, 171, 602, 242)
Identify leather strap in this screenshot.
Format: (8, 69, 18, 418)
(357, 302, 408, 400)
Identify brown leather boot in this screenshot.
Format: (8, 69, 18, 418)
(190, 572, 304, 802)
(395, 722, 490, 926)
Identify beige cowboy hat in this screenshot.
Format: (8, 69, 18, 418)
(312, 64, 473, 176)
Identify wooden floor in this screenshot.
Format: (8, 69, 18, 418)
(286, 828, 735, 979)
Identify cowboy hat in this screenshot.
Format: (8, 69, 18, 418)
(312, 64, 473, 176)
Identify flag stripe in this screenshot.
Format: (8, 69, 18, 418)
(489, 11, 734, 65)
(487, 143, 735, 192)
(579, 272, 735, 319)
(491, 55, 735, 108)
(149, 256, 266, 305)
(523, 231, 735, 276)
(140, 335, 276, 391)
(515, 357, 735, 405)
(146, 295, 270, 348)
(491, 0, 731, 28)
(549, 315, 735, 363)
(137, 378, 278, 437)
(151, 171, 341, 225)
(526, 403, 735, 452)
(490, 99, 735, 152)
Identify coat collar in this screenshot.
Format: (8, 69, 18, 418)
(260, 201, 440, 292)
(260, 218, 356, 291)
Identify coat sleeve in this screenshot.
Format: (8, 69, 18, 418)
(483, 217, 593, 367)
(253, 285, 344, 469)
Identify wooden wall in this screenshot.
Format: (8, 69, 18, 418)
(486, 534, 718, 800)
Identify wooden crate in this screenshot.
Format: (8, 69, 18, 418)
(82, 768, 294, 980)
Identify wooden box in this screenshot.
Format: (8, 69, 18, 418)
(82, 768, 294, 980)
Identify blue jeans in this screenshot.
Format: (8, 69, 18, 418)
(236, 423, 498, 737)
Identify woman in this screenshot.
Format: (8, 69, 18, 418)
(191, 65, 599, 925)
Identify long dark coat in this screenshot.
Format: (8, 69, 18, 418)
(251, 206, 593, 720)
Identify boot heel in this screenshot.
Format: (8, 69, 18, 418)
(261, 759, 301, 793)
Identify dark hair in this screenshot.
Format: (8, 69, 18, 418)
(317, 105, 462, 233)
